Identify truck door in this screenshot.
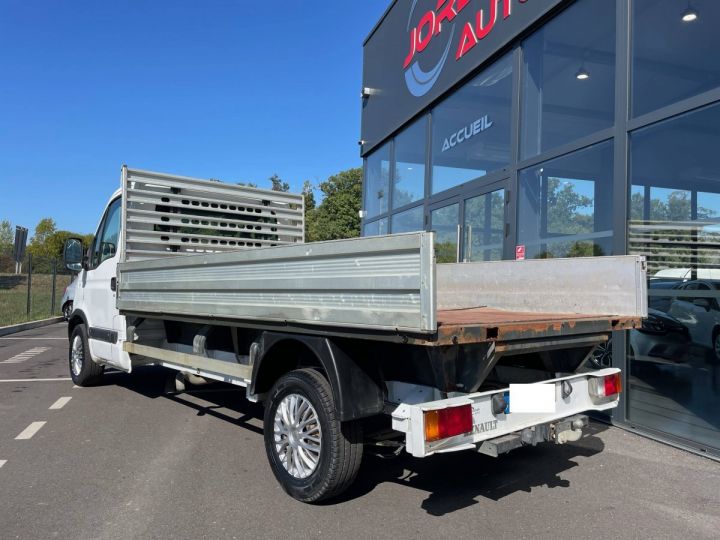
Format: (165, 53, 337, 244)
(81, 197, 123, 366)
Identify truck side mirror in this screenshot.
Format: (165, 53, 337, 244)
(63, 238, 84, 272)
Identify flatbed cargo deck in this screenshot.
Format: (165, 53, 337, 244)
(117, 232, 646, 347)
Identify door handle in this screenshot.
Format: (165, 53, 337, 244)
(456, 224, 461, 263)
(110, 277, 117, 292)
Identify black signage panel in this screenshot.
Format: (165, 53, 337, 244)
(13, 226, 28, 263)
(361, 0, 566, 155)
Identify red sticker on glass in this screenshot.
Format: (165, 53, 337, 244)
(515, 245, 526, 261)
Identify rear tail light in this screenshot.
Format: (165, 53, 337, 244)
(589, 372, 622, 399)
(424, 404, 473, 442)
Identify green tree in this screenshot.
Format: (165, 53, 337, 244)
(27, 218, 57, 259)
(26, 218, 93, 265)
(302, 180, 316, 211)
(301, 180, 317, 239)
(269, 174, 290, 192)
(0, 219, 12, 252)
(306, 168, 362, 242)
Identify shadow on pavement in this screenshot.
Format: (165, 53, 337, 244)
(105, 365, 608, 514)
(342, 423, 607, 515)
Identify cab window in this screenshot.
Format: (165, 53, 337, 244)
(91, 198, 121, 268)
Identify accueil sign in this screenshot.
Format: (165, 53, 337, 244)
(442, 114, 493, 152)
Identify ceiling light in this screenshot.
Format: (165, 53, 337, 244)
(681, 5, 698, 22)
(575, 67, 590, 80)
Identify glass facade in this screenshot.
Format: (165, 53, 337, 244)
(392, 205, 423, 234)
(362, 0, 720, 455)
(364, 143, 390, 219)
(627, 103, 720, 449)
(393, 118, 426, 208)
(632, 0, 720, 118)
(362, 218, 387, 237)
(518, 141, 614, 259)
(521, 0, 616, 158)
(432, 55, 513, 193)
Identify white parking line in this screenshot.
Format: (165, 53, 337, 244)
(49, 397, 72, 410)
(0, 460, 6, 469)
(1, 347, 51, 364)
(0, 337, 65, 340)
(15, 421, 46, 440)
(0, 378, 72, 383)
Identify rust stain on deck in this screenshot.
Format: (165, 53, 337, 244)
(422, 307, 641, 347)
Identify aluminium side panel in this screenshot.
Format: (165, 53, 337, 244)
(117, 232, 437, 333)
(120, 166, 304, 262)
(436, 255, 648, 318)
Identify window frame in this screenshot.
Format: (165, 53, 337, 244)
(90, 197, 122, 269)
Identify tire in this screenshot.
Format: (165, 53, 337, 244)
(263, 368, 363, 503)
(69, 324, 104, 386)
(589, 336, 613, 369)
(712, 328, 720, 363)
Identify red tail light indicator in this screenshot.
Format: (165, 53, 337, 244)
(590, 373, 622, 399)
(424, 404, 473, 442)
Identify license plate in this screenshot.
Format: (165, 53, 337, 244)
(509, 383, 556, 413)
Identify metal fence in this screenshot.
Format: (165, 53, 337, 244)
(0, 250, 74, 327)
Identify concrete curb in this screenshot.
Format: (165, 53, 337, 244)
(0, 317, 65, 337)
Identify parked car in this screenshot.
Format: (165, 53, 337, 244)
(668, 280, 720, 362)
(589, 309, 691, 369)
(630, 308, 691, 365)
(61, 278, 77, 320)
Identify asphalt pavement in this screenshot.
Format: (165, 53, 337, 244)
(0, 323, 718, 539)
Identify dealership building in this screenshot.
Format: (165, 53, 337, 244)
(360, 0, 720, 457)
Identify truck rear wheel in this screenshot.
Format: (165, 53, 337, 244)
(263, 368, 362, 503)
(69, 324, 104, 386)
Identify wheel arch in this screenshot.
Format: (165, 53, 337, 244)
(67, 309, 89, 339)
(250, 332, 384, 422)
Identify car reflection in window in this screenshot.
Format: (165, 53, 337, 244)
(668, 280, 720, 362)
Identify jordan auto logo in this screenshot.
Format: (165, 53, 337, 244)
(403, 0, 527, 97)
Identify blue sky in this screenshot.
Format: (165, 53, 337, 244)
(0, 0, 389, 235)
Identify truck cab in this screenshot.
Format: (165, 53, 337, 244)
(67, 189, 131, 373)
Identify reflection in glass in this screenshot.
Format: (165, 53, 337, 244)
(522, 0, 616, 158)
(633, 0, 720, 117)
(464, 190, 504, 262)
(364, 144, 390, 219)
(518, 141, 613, 259)
(628, 103, 720, 451)
(431, 204, 459, 263)
(432, 55, 512, 194)
(393, 118, 426, 208)
(392, 206, 423, 234)
(363, 218, 387, 237)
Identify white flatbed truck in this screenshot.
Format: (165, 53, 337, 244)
(63, 166, 647, 502)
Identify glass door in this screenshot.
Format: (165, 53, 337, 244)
(430, 203, 460, 263)
(429, 183, 507, 263)
(463, 189, 505, 262)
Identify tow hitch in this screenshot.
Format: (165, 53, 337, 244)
(477, 414, 589, 457)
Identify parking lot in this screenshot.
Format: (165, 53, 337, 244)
(1, 322, 718, 539)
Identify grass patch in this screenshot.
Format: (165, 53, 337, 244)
(0, 273, 73, 327)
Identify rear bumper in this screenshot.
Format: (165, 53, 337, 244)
(391, 368, 620, 458)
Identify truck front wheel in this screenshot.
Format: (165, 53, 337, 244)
(263, 368, 363, 503)
(69, 324, 104, 386)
